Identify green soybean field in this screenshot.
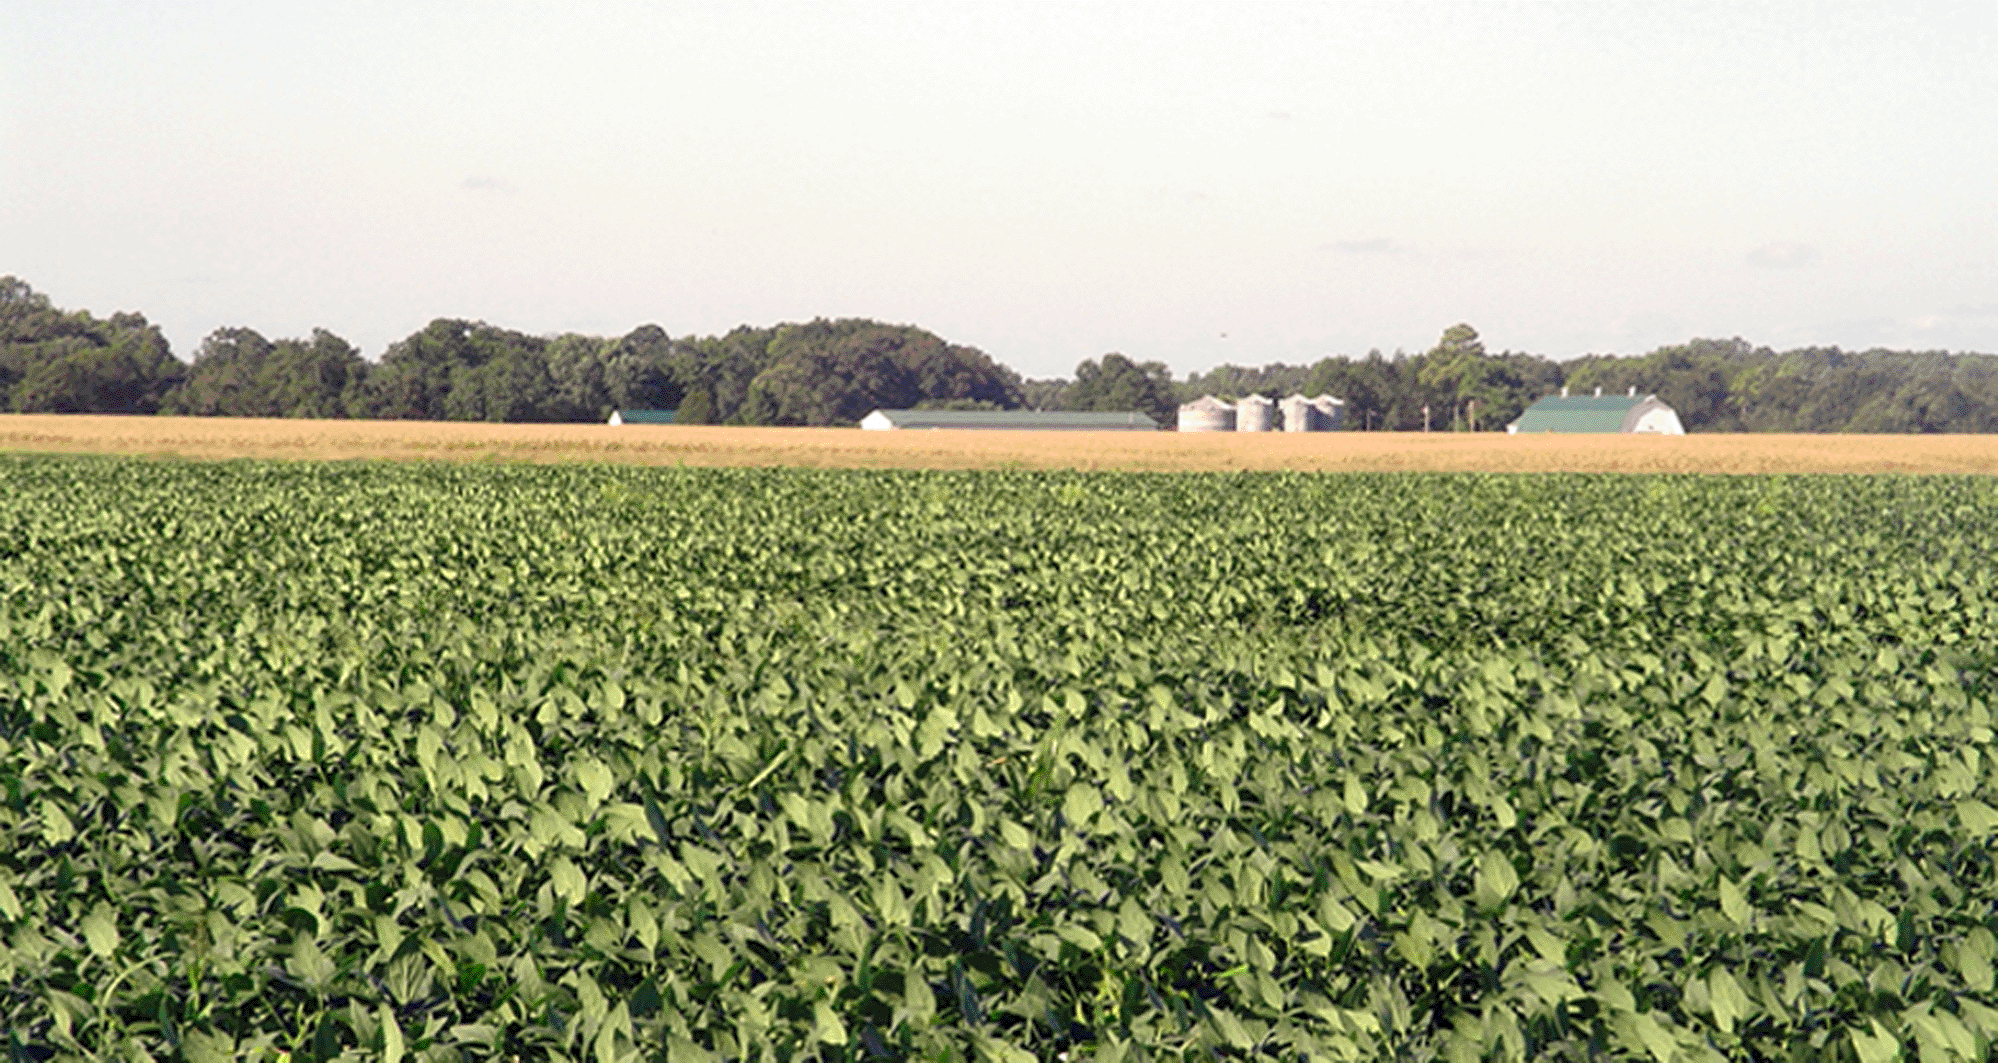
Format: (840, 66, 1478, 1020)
(1, 456, 1993, 1063)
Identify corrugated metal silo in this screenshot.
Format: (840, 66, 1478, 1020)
(1280, 394, 1313, 432)
(1310, 395, 1345, 431)
(1177, 395, 1236, 433)
(1236, 394, 1275, 433)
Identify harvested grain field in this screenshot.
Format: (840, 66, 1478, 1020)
(0, 414, 1991, 473)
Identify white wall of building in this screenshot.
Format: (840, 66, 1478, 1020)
(1630, 401, 1686, 435)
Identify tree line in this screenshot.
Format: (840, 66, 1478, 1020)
(2, 277, 1991, 432)
(1033, 324, 1996, 434)
(0, 278, 1020, 426)
(1155, 324, 1998, 434)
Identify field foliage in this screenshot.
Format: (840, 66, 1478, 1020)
(0, 457, 1993, 1061)
(3, 415, 1996, 474)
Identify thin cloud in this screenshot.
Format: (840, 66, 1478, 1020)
(460, 176, 514, 193)
(1747, 241, 1817, 268)
(1319, 238, 1396, 255)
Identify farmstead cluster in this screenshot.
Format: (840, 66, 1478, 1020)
(0, 458, 1993, 1060)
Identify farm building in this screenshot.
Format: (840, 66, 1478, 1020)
(1280, 395, 1314, 432)
(1506, 388, 1684, 435)
(1177, 395, 1236, 433)
(1311, 395, 1345, 430)
(859, 409, 1158, 431)
(1279, 394, 1346, 431)
(1236, 394, 1276, 433)
(607, 409, 676, 425)
(1184, 393, 1347, 432)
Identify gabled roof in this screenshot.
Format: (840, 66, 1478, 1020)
(1179, 395, 1234, 412)
(1510, 394, 1664, 433)
(861, 409, 1158, 431)
(609, 408, 676, 425)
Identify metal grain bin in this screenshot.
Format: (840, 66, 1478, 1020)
(1177, 395, 1236, 433)
(1236, 394, 1275, 433)
(1280, 394, 1314, 432)
(1310, 394, 1345, 431)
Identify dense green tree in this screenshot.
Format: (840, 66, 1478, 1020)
(1176, 362, 1314, 403)
(14, 337, 176, 414)
(678, 326, 779, 425)
(1409, 325, 1560, 430)
(0, 279, 184, 413)
(674, 386, 717, 425)
(1067, 353, 1176, 426)
(1197, 331, 1558, 432)
(901, 337, 1023, 409)
(737, 320, 1021, 426)
(739, 322, 912, 426)
(162, 327, 364, 418)
(443, 346, 558, 422)
(1301, 350, 1411, 429)
(1416, 324, 1491, 430)
(1563, 339, 1996, 433)
(1019, 378, 1072, 412)
(541, 333, 616, 422)
(528, 327, 686, 422)
(602, 325, 684, 415)
(355, 319, 553, 421)
(3, 276, 1989, 432)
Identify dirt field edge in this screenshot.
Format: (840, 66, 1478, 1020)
(0, 414, 1992, 474)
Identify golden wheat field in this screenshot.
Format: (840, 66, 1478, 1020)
(0, 414, 1992, 474)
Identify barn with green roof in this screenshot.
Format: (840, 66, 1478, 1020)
(860, 409, 1159, 431)
(606, 409, 677, 425)
(1507, 388, 1685, 435)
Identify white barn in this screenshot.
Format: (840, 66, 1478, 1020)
(1506, 388, 1685, 435)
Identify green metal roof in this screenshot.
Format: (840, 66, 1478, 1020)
(610, 409, 677, 425)
(863, 409, 1158, 431)
(1510, 395, 1650, 433)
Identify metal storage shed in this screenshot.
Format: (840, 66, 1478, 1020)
(1280, 394, 1314, 432)
(859, 409, 1158, 431)
(1506, 390, 1684, 434)
(1177, 396, 1236, 433)
(1235, 394, 1276, 433)
(608, 409, 677, 425)
(1310, 395, 1345, 431)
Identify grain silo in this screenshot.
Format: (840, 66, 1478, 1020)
(1177, 395, 1236, 433)
(1236, 394, 1275, 432)
(1310, 395, 1345, 431)
(1280, 394, 1314, 432)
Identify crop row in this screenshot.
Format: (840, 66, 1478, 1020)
(0, 458, 1993, 1061)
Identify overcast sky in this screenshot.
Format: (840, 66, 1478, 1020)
(3, 2, 1993, 378)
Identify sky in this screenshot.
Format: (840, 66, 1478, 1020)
(3, 2, 1993, 380)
